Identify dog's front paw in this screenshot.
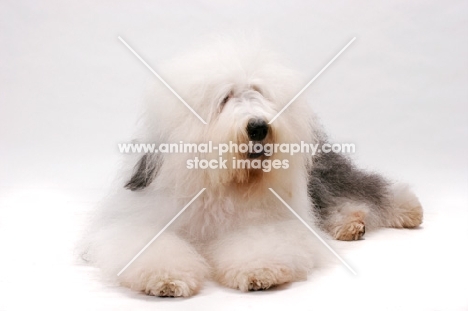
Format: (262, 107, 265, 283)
(218, 265, 299, 292)
(144, 278, 192, 297)
(121, 269, 202, 297)
(333, 220, 365, 241)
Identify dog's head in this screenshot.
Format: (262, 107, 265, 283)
(202, 83, 297, 186)
(126, 36, 317, 191)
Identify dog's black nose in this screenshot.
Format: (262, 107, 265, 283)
(247, 119, 269, 141)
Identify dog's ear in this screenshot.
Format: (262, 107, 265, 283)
(125, 153, 161, 191)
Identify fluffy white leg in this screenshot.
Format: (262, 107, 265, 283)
(119, 233, 209, 297)
(207, 220, 322, 291)
(92, 229, 209, 297)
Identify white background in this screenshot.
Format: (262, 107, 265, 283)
(1, 1, 467, 310)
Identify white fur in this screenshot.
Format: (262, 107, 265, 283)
(84, 36, 325, 297)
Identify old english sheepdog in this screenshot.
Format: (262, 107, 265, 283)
(83, 37, 423, 297)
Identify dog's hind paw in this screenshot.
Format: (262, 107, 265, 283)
(333, 220, 366, 241)
(389, 183, 423, 228)
(392, 202, 423, 228)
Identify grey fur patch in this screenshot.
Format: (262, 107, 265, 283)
(125, 154, 161, 191)
(308, 141, 389, 210)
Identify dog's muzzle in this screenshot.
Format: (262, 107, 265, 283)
(247, 118, 269, 158)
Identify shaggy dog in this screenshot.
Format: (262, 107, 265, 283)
(84, 37, 423, 297)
